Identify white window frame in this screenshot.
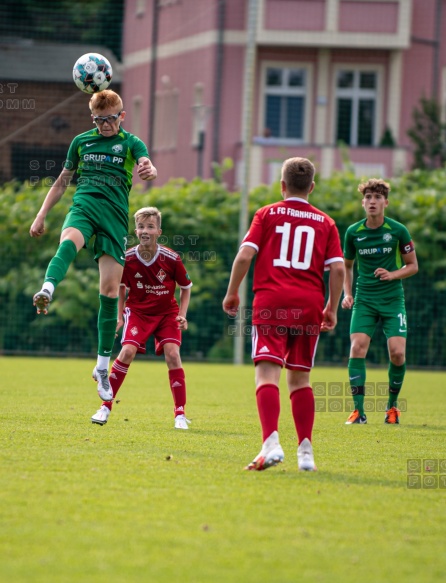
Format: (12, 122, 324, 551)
(135, 0, 146, 17)
(257, 61, 313, 144)
(332, 64, 383, 147)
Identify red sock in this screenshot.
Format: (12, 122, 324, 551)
(169, 368, 186, 416)
(290, 386, 315, 444)
(256, 384, 280, 441)
(104, 358, 129, 411)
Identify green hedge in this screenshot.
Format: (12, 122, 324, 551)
(0, 168, 445, 367)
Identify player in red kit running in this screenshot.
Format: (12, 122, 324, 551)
(91, 206, 193, 429)
(223, 157, 344, 471)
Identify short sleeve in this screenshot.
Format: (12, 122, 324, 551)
(325, 222, 344, 264)
(343, 227, 356, 261)
(176, 257, 193, 289)
(399, 224, 414, 254)
(130, 135, 149, 162)
(64, 137, 80, 171)
(240, 209, 263, 252)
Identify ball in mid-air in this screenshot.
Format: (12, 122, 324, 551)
(73, 53, 113, 94)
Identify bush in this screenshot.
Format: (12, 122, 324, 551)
(1, 168, 445, 367)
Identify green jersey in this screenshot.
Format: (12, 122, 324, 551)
(64, 127, 149, 216)
(344, 217, 414, 301)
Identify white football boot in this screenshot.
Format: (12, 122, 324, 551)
(245, 431, 284, 471)
(92, 367, 114, 402)
(174, 414, 191, 429)
(33, 289, 52, 315)
(297, 438, 317, 471)
(91, 405, 111, 426)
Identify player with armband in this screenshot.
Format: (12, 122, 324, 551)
(342, 179, 418, 425)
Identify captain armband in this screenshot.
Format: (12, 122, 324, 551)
(401, 240, 414, 254)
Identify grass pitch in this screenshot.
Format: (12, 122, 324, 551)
(0, 357, 445, 583)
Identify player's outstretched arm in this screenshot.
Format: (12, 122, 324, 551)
(222, 246, 256, 317)
(137, 157, 157, 181)
(29, 168, 75, 238)
(341, 258, 355, 310)
(321, 260, 345, 332)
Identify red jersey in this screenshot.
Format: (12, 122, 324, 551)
(122, 245, 192, 316)
(241, 197, 343, 326)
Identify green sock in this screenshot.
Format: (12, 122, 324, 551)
(348, 357, 366, 416)
(44, 240, 77, 289)
(97, 295, 118, 357)
(388, 361, 406, 408)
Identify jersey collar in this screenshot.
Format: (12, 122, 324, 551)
(284, 197, 309, 204)
(136, 244, 160, 266)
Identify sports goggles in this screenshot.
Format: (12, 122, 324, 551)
(93, 111, 122, 125)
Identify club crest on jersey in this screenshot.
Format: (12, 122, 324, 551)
(156, 269, 167, 283)
(383, 233, 392, 242)
(130, 326, 138, 336)
(112, 144, 123, 153)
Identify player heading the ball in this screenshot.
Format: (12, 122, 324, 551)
(29, 90, 157, 402)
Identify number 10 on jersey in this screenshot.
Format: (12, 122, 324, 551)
(273, 223, 315, 270)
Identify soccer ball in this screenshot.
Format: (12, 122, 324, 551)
(73, 53, 113, 94)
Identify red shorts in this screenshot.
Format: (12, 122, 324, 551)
(122, 307, 181, 355)
(251, 323, 320, 370)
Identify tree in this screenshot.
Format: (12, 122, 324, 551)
(0, 0, 124, 59)
(407, 97, 446, 170)
(1, 169, 445, 366)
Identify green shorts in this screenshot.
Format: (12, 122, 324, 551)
(350, 296, 407, 339)
(62, 194, 128, 266)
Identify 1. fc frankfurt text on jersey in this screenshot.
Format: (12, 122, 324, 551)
(241, 197, 343, 327)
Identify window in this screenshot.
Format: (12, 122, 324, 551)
(135, 0, 146, 17)
(191, 83, 206, 147)
(336, 70, 378, 146)
(264, 67, 307, 140)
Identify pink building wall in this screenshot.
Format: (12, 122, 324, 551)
(339, 1, 399, 33)
(156, 0, 218, 42)
(399, 1, 438, 149)
(122, 0, 153, 54)
(265, 0, 325, 31)
(122, 0, 446, 187)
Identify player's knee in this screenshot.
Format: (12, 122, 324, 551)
(119, 345, 137, 363)
(389, 350, 405, 365)
(350, 342, 368, 357)
(164, 346, 181, 368)
(166, 356, 182, 369)
(101, 288, 119, 298)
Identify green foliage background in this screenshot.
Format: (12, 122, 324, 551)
(0, 0, 124, 59)
(0, 169, 445, 366)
